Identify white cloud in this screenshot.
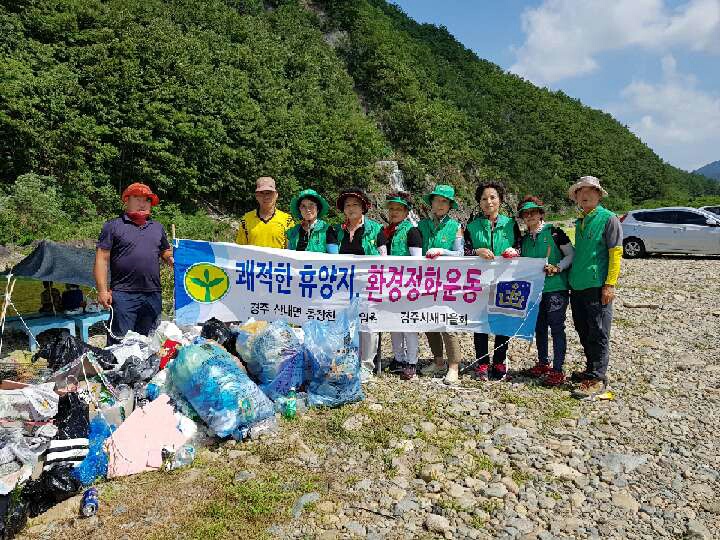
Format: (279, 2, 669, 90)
(609, 55, 720, 170)
(511, 0, 720, 85)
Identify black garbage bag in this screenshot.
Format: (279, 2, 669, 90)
(104, 354, 160, 387)
(0, 492, 28, 540)
(200, 318, 233, 345)
(32, 331, 115, 371)
(23, 464, 82, 517)
(55, 392, 89, 440)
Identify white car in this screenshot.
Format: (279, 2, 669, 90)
(700, 205, 720, 218)
(620, 207, 720, 258)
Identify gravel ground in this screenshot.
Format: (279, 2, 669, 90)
(12, 256, 720, 540)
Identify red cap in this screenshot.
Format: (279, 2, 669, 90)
(122, 183, 159, 206)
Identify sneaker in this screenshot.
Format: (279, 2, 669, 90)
(572, 378, 605, 399)
(527, 363, 552, 378)
(388, 359, 405, 373)
(421, 362, 446, 377)
(473, 364, 489, 381)
(491, 363, 508, 381)
(400, 364, 417, 381)
(443, 366, 459, 385)
(543, 370, 566, 387)
(570, 370, 592, 383)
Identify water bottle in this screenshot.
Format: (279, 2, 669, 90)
(249, 416, 279, 440)
(163, 444, 195, 470)
(283, 387, 297, 420)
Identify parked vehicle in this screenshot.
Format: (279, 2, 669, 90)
(620, 207, 720, 258)
(700, 205, 720, 218)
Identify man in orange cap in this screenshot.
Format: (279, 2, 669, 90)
(93, 183, 173, 344)
(235, 176, 295, 248)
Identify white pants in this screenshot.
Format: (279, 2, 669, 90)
(359, 332, 379, 374)
(390, 332, 419, 365)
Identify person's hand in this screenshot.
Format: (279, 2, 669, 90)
(98, 290, 112, 309)
(475, 248, 494, 260)
(425, 248, 443, 259)
(544, 264, 559, 276)
(501, 248, 519, 259)
(165, 255, 175, 268)
(601, 285, 615, 305)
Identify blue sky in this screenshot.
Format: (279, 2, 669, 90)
(392, 0, 720, 172)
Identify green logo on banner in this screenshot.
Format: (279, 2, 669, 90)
(184, 263, 230, 303)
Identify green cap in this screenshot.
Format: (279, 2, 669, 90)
(518, 201, 544, 215)
(290, 188, 330, 221)
(423, 184, 458, 209)
(385, 196, 411, 209)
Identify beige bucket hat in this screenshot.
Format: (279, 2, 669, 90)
(568, 175, 608, 202)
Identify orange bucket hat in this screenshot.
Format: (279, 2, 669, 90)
(122, 183, 160, 206)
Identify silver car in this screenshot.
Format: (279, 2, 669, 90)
(621, 207, 720, 258)
(700, 205, 720, 217)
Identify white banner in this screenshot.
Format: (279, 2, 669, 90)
(174, 240, 546, 338)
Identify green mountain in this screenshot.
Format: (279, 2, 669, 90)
(694, 160, 720, 181)
(1, 0, 717, 227)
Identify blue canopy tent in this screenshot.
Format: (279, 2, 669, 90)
(1, 240, 105, 287)
(1, 241, 110, 350)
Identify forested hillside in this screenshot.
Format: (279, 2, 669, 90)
(1, 0, 717, 244)
(694, 160, 720, 181)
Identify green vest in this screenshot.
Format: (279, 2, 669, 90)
(335, 218, 382, 255)
(417, 216, 459, 254)
(466, 214, 516, 255)
(286, 220, 330, 253)
(389, 219, 413, 256)
(521, 224, 569, 293)
(569, 205, 613, 291)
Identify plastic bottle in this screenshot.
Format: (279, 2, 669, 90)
(283, 387, 297, 420)
(249, 415, 279, 440)
(163, 444, 196, 471)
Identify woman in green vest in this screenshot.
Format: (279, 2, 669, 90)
(517, 196, 575, 386)
(384, 192, 423, 380)
(416, 184, 464, 384)
(465, 181, 521, 382)
(335, 187, 387, 382)
(286, 189, 338, 253)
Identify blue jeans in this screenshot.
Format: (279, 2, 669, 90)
(535, 290, 569, 372)
(108, 291, 162, 345)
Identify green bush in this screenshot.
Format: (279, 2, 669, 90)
(0, 173, 70, 245)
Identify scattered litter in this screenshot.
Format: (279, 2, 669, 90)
(72, 415, 114, 485)
(0, 381, 58, 422)
(23, 464, 82, 517)
(32, 332, 114, 371)
(304, 301, 364, 407)
(162, 443, 195, 471)
(200, 318, 233, 345)
(168, 343, 274, 438)
(80, 487, 98, 517)
(105, 394, 189, 479)
(248, 321, 307, 400)
(0, 304, 375, 533)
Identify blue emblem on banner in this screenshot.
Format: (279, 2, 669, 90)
(494, 281, 531, 311)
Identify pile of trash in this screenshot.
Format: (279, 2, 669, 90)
(0, 302, 362, 538)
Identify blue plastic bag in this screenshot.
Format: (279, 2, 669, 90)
(72, 415, 115, 485)
(244, 321, 307, 400)
(303, 301, 363, 407)
(168, 343, 274, 438)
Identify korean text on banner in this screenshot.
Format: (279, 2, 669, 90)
(173, 240, 546, 338)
